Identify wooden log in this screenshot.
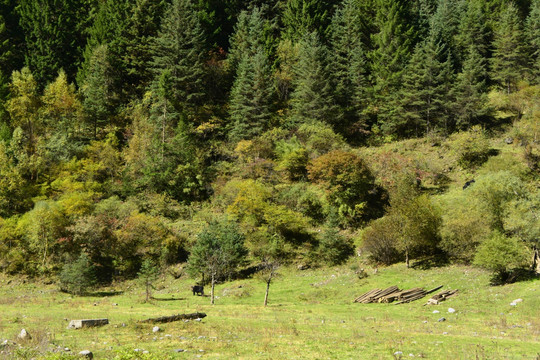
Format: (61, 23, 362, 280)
(354, 289, 380, 303)
(140, 312, 207, 324)
(68, 319, 109, 329)
(425, 285, 444, 295)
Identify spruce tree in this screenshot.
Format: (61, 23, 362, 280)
(394, 38, 454, 137)
(428, 0, 464, 68)
(526, 0, 540, 82)
(370, 0, 416, 126)
(452, 46, 490, 129)
(18, 0, 92, 85)
(152, 0, 207, 115)
(282, 0, 334, 43)
(491, 2, 527, 94)
(289, 31, 336, 127)
(330, 0, 370, 139)
(81, 45, 114, 138)
(229, 48, 274, 142)
(455, 0, 491, 66)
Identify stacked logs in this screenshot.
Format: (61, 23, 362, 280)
(354, 285, 444, 304)
(353, 286, 400, 303)
(424, 289, 458, 305)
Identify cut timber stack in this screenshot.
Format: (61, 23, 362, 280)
(355, 285, 444, 304)
(354, 286, 400, 303)
(425, 289, 458, 305)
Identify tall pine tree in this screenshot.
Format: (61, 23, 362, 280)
(491, 2, 527, 94)
(152, 0, 207, 116)
(282, 0, 335, 43)
(288, 31, 336, 127)
(228, 7, 275, 142)
(526, 0, 540, 82)
(393, 37, 454, 137)
(452, 46, 490, 129)
(18, 0, 93, 86)
(330, 0, 370, 139)
(370, 0, 416, 126)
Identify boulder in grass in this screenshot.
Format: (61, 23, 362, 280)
(17, 329, 31, 341)
(79, 350, 93, 359)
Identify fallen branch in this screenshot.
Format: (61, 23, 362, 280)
(140, 312, 207, 324)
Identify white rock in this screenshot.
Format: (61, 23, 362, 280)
(394, 351, 403, 355)
(510, 302, 517, 306)
(152, 326, 161, 333)
(513, 299, 523, 303)
(448, 308, 456, 313)
(433, 310, 440, 314)
(17, 329, 31, 341)
(79, 350, 93, 359)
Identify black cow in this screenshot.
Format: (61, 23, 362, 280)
(191, 285, 204, 296)
(463, 179, 475, 190)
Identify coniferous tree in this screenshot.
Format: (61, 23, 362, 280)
(330, 0, 370, 139)
(526, 0, 540, 82)
(491, 2, 527, 94)
(452, 46, 490, 129)
(229, 49, 274, 142)
(227, 7, 269, 72)
(289, 31, 336, 127)
(455, 0, 491, 67)
(394, 37, 454, 137)
(282, 0, 334, 43)
(81, 45, 114, 138)
(18, 0, 92, 86)
(429, 0, 464, 68)
(370, 0, 416, 125)
(152, 0, 207, 116)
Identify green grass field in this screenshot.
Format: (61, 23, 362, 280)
(0, 264, 538, 359)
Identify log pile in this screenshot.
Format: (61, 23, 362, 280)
(424, 289, 458, 305)
(354, 285, 445, 304)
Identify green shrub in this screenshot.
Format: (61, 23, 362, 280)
(474, 231, 530, 283)
(361, 216, 401, 265)
(315, 227, 354, 266)
(448, 125, 490, 169)
(59, 253, 97, 295)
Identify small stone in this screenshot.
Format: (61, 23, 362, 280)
(448, 308, 456, 313)
(165, 334, 172, 338)
(152, 326, 161, 333)
(17, 329, 31, 341)
(438, 317, 446, 322)
(79, 350, 93, 359)
(394, 351, 403, 355)
(423, 321, 428, 324)
(510, 302, 517, 306)
(64, 347, 70, 352)
(433, 310, 440, 314)
(195, 318, 202, 322)
(513, 299, 523, 303)
(505, 137, 513, 144)
(93, 303, 97, 306)
(443, 332, 448, 335)
(143, 350, 149, 354)
(174, 349, 185, 353)
(409, 354, 415, 357)
(112, 303, 118, 306)
(199, 349, 204, 352)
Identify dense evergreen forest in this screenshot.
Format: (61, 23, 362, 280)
(0, 0, 539, 287)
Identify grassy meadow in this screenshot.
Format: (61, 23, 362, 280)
(0, 264, 538, 359)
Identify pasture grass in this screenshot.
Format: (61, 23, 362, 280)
(0, 263, 538, 359)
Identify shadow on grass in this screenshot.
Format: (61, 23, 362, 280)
(150, 296, 186, 301)
(489, 269, 540, 286)
(85, 290, 124, 297)
(411, 254, 450, 270)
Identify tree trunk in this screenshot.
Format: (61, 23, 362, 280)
(264, 278, 271, 307)
(405, 248, 410, 269)
(532, 247, 540, 274)
(211, 272, 215, 305)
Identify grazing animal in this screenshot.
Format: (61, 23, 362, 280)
(191, 285, 204, 296)
(463, 179, 475, 190)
